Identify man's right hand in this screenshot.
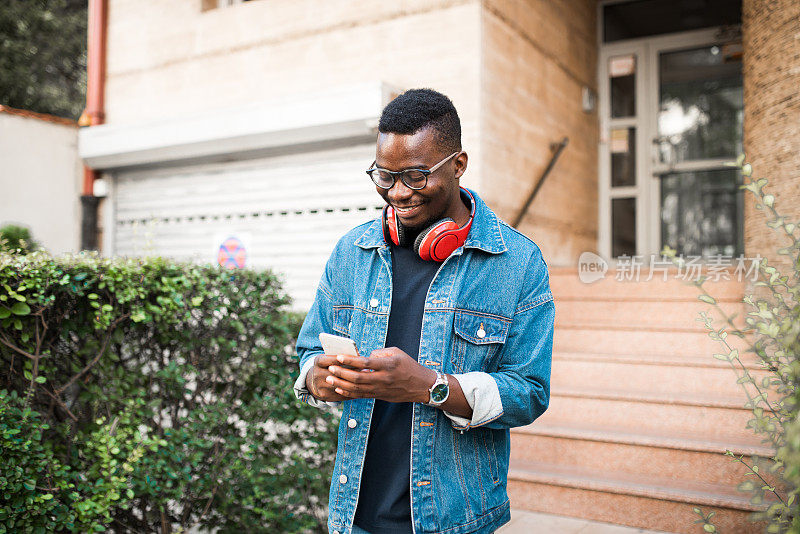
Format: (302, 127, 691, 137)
(306, 355, 348, 402)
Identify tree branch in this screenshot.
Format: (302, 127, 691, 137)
(56, 313, 129, 394)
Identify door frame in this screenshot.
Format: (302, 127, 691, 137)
(597, 20, 735, 260)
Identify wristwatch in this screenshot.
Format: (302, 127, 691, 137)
(425, 371, 450, 407)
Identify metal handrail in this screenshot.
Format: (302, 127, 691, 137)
(511, 137, 569, 228)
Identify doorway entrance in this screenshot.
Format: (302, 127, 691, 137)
(598, 9, 743, 260)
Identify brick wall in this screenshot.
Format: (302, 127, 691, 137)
(742, 0, 800, 273)
(480, 0, 598, 267)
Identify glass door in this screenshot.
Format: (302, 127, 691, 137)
(599, 28, 743, 260)
(650, 37, 743, 257)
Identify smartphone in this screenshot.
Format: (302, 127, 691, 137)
(319, 332, 360, 358)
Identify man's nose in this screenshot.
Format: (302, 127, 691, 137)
(387, 176, 413, 202)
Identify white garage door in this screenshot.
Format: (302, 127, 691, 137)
(112, 144, 381, 310)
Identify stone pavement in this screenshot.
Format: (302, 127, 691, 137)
(497, 510, 675, 534)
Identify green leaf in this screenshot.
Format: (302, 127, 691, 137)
(35, 376, 46, 384)
(0, 307, 9, 319)
(10, 302, 30, 315)
(698, 295, 716, 304)
(703, 525, 716, 533)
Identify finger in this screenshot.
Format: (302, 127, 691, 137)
(316, 354, 340, 367)
(335, 354, 373, 369)
(326, 374, 368, 396)
(329, 365, 377, 384)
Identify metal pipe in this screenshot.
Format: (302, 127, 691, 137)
(79, 0, 107, 250)
(80, 0, 107, 197)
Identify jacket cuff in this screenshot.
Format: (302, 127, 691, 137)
(443, 372, 504, 430)
(294, 356, 342, 408)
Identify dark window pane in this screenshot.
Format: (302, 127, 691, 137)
(611, 127, 636, 187)
(657, 45, 743, 163)
(610, 55, 636, 118)
(612, 197, 636, 257)
(604, 0, 741, 43)
(660, 168, 742, 257)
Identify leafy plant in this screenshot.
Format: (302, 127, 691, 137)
(0, 224, 39, 254)
(0, 0, 88, 120)
(664, 155, 799, 533)
(0, 251, 338, 532)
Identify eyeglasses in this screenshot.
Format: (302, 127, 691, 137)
(366, 151, 460, 190)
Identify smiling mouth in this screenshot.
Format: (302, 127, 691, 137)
(393, 204, 422, 214)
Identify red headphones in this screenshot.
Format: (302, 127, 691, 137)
(382, 187, 476, 262)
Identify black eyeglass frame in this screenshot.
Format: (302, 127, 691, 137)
(366, 151, 460, 190)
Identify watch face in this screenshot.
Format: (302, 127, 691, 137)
(431, 383, 449, 403)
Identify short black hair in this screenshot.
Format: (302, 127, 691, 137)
(378, 88, 461, 153)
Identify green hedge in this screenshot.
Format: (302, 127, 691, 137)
(0, 252, 338, 533)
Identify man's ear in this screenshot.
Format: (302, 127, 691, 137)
(454, 151, 468, 179)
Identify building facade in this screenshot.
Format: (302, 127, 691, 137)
(79, 0, 800, 532)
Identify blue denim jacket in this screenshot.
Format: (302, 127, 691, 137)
(294, 188, 554, 534)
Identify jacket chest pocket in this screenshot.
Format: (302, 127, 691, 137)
(332, 306, 354, 336)
(451, 310, 510, 373)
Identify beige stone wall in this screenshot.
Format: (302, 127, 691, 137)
(742, 0, 800, 273)
(480, 0, 598, 267)
(102, 0, 603, 265)
(0, 113, 82, 254)
(105, 0, 484, 185)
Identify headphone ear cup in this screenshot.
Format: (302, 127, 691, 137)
(414, 218, 456, 261)
(382, 205, 411, 247)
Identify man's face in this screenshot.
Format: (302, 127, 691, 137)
(374, 127, 468, 230)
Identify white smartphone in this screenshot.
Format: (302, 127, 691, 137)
(319, 332, 360, 357)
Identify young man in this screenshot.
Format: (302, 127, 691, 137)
(294, 89, 554, 534)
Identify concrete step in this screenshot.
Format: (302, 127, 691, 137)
(510, 422, 778, 487)
(554, 350, 763, 370)
(552, 353, 772, 400)
(540, 388, 756, 440)
(507, 459, 769, 533)
(553, 324, 750, 357)
(555, 298, 746, 330)
(549, 267, 746, 301)
(497, 509, 674, 534)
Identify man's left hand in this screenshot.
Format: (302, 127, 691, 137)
(325, 347, 437, 403)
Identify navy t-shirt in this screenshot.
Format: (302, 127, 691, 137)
(353, 237, 440, 534)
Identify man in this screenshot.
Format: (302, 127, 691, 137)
(294, 88, 554, 534)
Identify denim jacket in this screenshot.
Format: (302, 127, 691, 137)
(294, 188, 555, 534)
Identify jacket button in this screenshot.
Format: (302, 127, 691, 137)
(369, 298, 379, 308)
(477, 328, 486, 339)
(339, 474, 348, 484)
(348, 418, 357, 428)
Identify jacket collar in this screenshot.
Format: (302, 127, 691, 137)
(354, 187, 507, 255)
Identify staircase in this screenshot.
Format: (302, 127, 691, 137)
(507, 267, 777, 533)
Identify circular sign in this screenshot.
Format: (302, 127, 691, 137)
(217, 236, 247, 269)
